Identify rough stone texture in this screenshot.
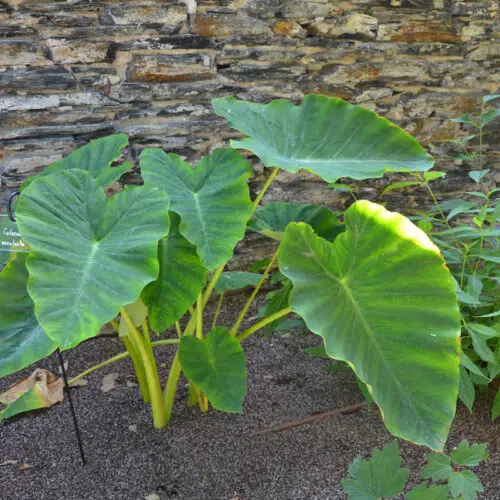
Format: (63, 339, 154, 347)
(0, 0, 499, 222)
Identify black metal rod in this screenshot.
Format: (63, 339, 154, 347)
(7, 191, 20, 222)
(56, 348, 86, 465)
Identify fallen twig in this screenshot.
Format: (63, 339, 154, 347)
(252, 402, 367, 436)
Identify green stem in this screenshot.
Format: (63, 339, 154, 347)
(202, 265, 225, 307)
(182, 265, 225, 338)
(194, 293, 209, 411)
(122, 336, 151, 404)
(230, 250, 278, 337)
(460, 246, 470, 289)
(110, 318, 150, 403)
(67, 339, 179, 386)
(420, 178, 450, 229)
(152, 339, 181, 348)
(69, 351, 130, 387)
(196, 293, 203, 339)
(163, 350, 182, 425)
(479, 100, 484, 170)
(212, 292, 224, 329)
(142, 319, 154, 358)
(253, 167, 280, 209)
(175, 321, 182, 338)
(236, 307, 292, 343)
(121, 307, 166, 428)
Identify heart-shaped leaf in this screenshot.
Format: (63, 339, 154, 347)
(248, 202, 344, 242)
(278, 200, 461, 450)
(142, 212, 207, 334)
(16, 170, 170, 349)
(213, 95, 434, 183)
(179, 327, 246, 412)
(22, 134, 132, 190)
(0, 253, 57, 378)
(141, 148, 253, 270)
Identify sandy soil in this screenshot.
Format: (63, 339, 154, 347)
(1, 297, 498, 500)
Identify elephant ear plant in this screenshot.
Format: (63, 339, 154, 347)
(0, 95, 461, 452)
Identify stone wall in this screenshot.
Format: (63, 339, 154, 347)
(1, 0, 499, 226)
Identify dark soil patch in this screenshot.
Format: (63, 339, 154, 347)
(1, 297, 499, 499)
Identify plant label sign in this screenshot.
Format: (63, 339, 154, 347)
(0, 212, 29, 265)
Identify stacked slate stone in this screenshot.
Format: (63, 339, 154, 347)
(0, 0, 498, 220)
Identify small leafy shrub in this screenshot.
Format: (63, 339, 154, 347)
(379, 95, 500, 421)
(1, 95, 464, 452)
(342, 440, 488, 500)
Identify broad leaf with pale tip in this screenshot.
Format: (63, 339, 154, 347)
(16, 170, 170, 349)
(179, 327, 246, 412)
(141, 148, 253, 270)
(22, 133, 132, 190)
(0, 253, 57, 378)
(278, 200, 460, 450)
(213, 95, 434, 183)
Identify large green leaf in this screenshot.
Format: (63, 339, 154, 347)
(142, 212, 207, 334)
(178, 327, 246, 412)
(0, 253, 57, 378)
(141, 148, 253, 270)
(278, 200, 460, 450)
(16, 170, 170, 349)
(22, 134, 132, 190)
(248, 202, 344, 242)
(212, 95, 434, 183)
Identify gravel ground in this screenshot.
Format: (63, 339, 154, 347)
(1, 297, 499, 500)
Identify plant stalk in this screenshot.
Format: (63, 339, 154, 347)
(230, 250, 278, 336)
(122, 336, 151, 404)
(121, 307, 166, 428)
(110, 319, 150, 403)
(67, 339, 179, 386)
(236, 307, 292, 342)
(163, 351, 182, 425)
(253, 167, 280, 209)
(212, 292, 224, 329)
(195, 293, 206, 411)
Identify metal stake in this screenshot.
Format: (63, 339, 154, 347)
(7, 191, 20, 222)
(56, 348, 86, 465)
